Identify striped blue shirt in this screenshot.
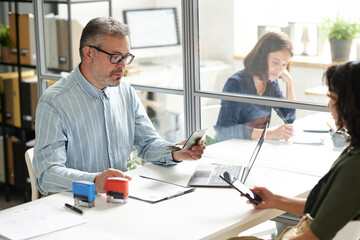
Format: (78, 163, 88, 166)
(34, 66, 176, 195)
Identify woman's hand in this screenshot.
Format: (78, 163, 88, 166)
(267, 124, 294, 140)
(280, 69, 293, 85)
(247, 186, 277, 209)
(280, 69, 296, 100)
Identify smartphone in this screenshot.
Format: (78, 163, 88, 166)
(220, 171, 262, 206)
(182, 129, 206, 150)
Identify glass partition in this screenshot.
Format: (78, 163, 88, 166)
(198, 0, 360, 105)
(112, 0, 183, 89)
(199, 97, 336, 146)
(136, 90, 184, 143)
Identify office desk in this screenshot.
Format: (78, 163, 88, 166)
(0, 160, 321, 240)
(305, 85, 328, 97)
(204, 137, 343, 178)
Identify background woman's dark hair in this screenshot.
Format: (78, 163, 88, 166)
(244, 32, 293, 81)
(325, 61, 360, 147)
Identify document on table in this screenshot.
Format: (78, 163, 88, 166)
(129, 176, 195, 203)
(0, 204, 86, 240)
(288, 131, 328, 145)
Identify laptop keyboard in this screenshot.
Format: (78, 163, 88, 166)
(208, 165, 242, 185)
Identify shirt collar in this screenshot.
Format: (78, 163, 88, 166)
(74, 66, 111, 101)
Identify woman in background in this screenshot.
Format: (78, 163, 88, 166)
(232, 61, 360, 240)
(215, 32, 296, 141)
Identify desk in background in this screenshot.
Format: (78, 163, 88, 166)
(205, 112, 344, 178)
(304, 85, 328, 97)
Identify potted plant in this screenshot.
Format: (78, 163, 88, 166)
(0, 23, 13, 63)
(321, 16, 360, 62)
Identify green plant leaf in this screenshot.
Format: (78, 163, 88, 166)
(320, 16, 360, 40)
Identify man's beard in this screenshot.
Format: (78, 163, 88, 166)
(94, 69, 124, 88)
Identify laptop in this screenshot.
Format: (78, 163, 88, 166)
(188, 124, 267, 187)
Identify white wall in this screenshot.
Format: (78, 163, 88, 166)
(234, 0, 360, 56)
(199, 0, 234, 63)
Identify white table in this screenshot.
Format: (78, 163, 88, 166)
(0, 158, 321, 240)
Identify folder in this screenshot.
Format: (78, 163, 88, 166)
(0, 136, 5, 183)
(129, 176, 195, 203)
(56, 17, 69, 70)
(0, 70, 35, 92)
(6, 136, 15, 185)
(9, 13, 17, 64)
(56, 17, 84, 71)
(18, 14, 31, 65)
(8, 13, 32, 65)
(46, 80, 57, 88)
(5, 136, 26, 187)
(3, 74, 36, 128)
(4, 78, 17, 127)
(45, 14, 58, 69)
(20, 78, 38, 130)
(0, 70, 35, 124)
(71, 19, 83, 69)
(29, 14, 37, 66)
(12, 137, 25, 188)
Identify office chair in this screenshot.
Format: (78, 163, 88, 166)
(25, 147, 40, 201)
(333, 221, 360, 239)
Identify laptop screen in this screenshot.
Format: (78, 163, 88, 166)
(241, 123, 268, 183)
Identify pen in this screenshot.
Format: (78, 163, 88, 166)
(65, 203, 83, 214)
(303, 130, 329, 133)
(274, 108, 288, 124)
(327, 122, 335, 132)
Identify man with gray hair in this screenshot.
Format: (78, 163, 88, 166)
(33, 17, 205, 195)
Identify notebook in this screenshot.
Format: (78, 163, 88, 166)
(188, 124, 267, 187)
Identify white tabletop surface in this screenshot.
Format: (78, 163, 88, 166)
(1, 158, 321, 240)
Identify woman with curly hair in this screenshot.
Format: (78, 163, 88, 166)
(230, 61, 360, 240)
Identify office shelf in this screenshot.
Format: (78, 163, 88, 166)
(0, 0, 112, 203)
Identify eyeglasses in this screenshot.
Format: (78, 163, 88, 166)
(88, 45, 135, 65)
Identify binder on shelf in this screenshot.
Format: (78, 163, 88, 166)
(6, 136, 15, 185)
(12, 137, 25, 188)
(46, 80, 57, 88)
(71, 19, 83, 69)
(8, 13, 32, 65)
(3, 72, 36, 128)
(5, 136, 25, 187)
(3, 78, 20, 127)
(56, 17, 69, 70)
(29, 14, 37, 66)
(18, 14, 31, 65)
(45, 14, 58, 69)
(0, 70, 35, 124)
(55, 17, 84, 71)
(0, 137, 5, 183)
(9, 13, 17, 64)
(0, 70, 35, 92)
(20, 78, 38, 130)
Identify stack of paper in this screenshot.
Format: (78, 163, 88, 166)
(0, 204, 86, 240)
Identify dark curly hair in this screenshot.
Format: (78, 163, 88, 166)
(324, 61, 360, 147)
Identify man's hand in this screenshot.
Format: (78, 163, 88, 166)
(172, 138, 206, 161)
(94, 168, 132, 193)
